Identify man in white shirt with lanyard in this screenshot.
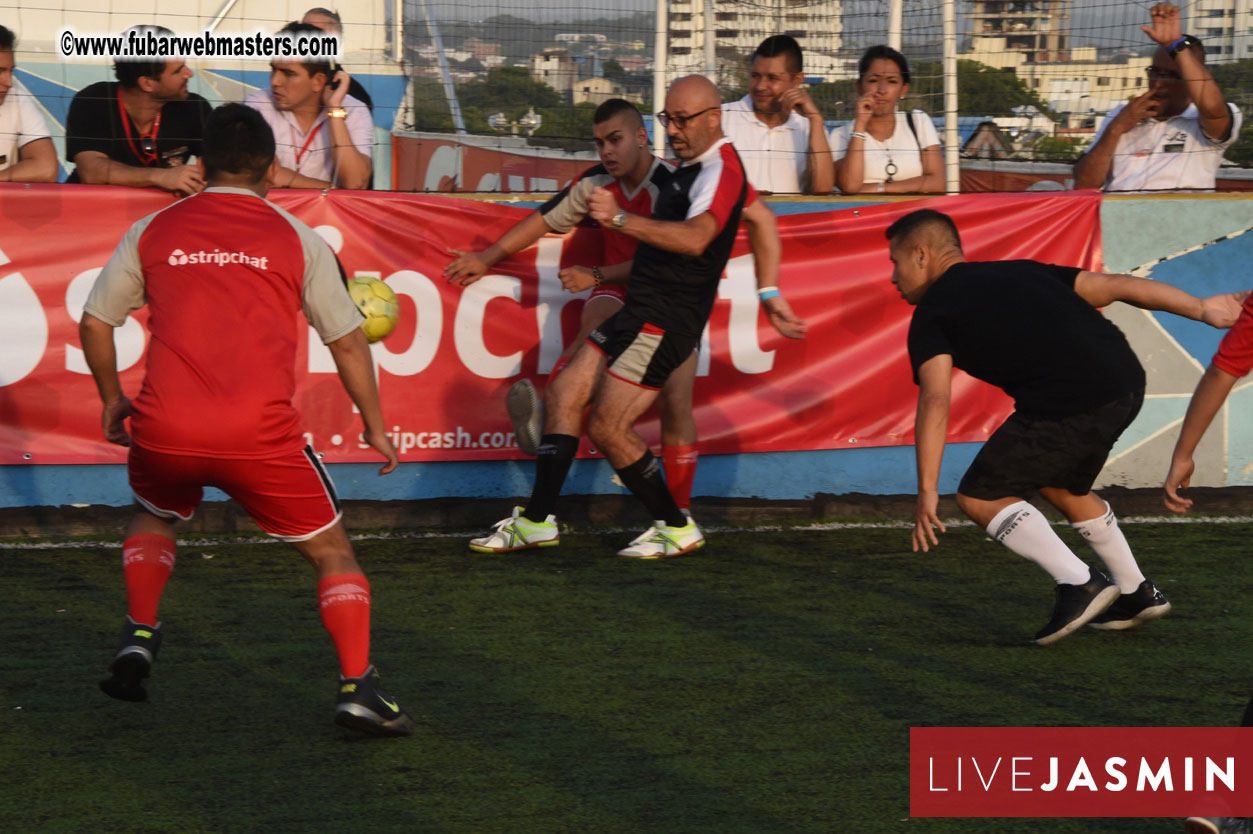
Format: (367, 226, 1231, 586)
(721, 35, 834, 195)
(0, 26, 57, 182)
(243, 22, 372, 190)
(1073, 2, 1241, 193)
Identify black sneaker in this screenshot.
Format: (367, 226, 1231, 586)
(506, 379, 543, 456)
(1185, 817, 1250, 834)
(1034, 567, 1120, 646)
(99, 616, 163, 702)
(1088, 579, 1171, 631)
(334, 665, 413, 737)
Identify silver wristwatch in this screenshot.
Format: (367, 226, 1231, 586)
(610, 209, 627, 229)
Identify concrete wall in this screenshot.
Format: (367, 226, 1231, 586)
(3, 194, 1251, 510)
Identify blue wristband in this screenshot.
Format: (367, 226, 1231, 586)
(1167, 35, 1187, 52)
(757, 287, 781, 302)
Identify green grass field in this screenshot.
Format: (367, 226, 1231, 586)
(2, 520, 1250, 833)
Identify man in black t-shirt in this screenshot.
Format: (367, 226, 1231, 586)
(889, 208, 1244, 645)
(65, 26, 211, 195)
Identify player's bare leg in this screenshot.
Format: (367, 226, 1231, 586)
(656, 352, 699, 515)
(292, 521, 412, 736)
(1040, 486, 1166, 630)
(590, 375, 703, 558)
(509, 296, 622, 454)
(956, 491, 1117, 645)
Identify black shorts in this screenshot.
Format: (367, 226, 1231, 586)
(958, 389, 1144, 501)
(587, 308, 698, 391)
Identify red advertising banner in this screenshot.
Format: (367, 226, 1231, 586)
(911, 726, 1253, 817)
(0, 184, 1101, 465)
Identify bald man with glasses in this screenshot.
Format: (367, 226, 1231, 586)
(1073, 2, 1240, 192)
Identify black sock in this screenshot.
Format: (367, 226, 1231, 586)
(615, 450, 686, 528)
(524, 434, 579, 520)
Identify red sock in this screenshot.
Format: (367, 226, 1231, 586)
(318, 573, 371, 679)
(122, 533, 175, 626)
(550, 355, 572, 379)
(663, 444, 699, 514)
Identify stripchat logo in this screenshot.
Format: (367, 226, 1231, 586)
(168, 248, 269, 269)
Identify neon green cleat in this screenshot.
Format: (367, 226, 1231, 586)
(617, 518, 705, 559)
(469, 506, 560, 553)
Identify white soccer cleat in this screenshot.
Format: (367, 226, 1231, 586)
(617, 518, 705, 559)
(469, 506, 559, 553)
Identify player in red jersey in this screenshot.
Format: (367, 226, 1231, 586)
(79, 102, 411, 736)
(445, 98, 802, 528)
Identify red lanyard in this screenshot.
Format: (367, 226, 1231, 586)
(117, 90, 162, 166)
(290, 123, 321, 172)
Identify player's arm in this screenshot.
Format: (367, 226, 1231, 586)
(587, 186, 719, 257)
(444, 210, 553, 286)
(79, 313, 132, 447)
(74, 150, 205, 195)
(0, 138, 58, 183)
(1164, 363, 1238, 512)
(326, 328, 397, 475)
(913, 353, 953, 553)
(1072, 270, 1247, 327)
(742, 199, 805, 339)
(558, 260, 632, 293)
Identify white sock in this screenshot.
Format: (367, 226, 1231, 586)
(986, 501, 1091, 586)
(1070, 501, 1145, 593)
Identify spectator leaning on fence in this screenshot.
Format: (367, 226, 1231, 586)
(720, 35, 834, 195)
(830, 45, 943, 195)
(1072, 2, 1241, 193)
(0, 26, 57, 182)
(64, 25, 212, 195)
(244, 22, 372, 190)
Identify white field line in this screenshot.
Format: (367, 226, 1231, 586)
(5, 515, 1253, 549)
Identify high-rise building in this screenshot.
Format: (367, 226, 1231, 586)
(665, 0, 844, 85)
(1189, 0, 1253, 61)
(967, 0, 1071, 64)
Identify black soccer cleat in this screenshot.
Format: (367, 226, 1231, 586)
(99, 616, 163, 702)
(334, 665, 414, 737)
(1033, 567, 1120, 646)
(506, 379, 543, 457)
(1088, 579, 1172, 631)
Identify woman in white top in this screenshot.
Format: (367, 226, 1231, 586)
(831, 45, 943, 195)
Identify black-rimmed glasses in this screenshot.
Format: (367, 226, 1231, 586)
(656, 106, 718, 129)
(1145, 67, 1183, 81)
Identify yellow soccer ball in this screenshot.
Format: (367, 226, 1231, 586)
(347, 275, 400, 343)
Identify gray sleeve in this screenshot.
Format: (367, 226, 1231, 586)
(83, 215, 155, 326)
(538, 175, 598, 234)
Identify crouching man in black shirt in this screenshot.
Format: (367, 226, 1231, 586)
(890, 208, 1245, 645)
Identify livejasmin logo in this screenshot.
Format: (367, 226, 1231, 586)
(168, 248, 269, 269)
(927, 754, 1235, 793)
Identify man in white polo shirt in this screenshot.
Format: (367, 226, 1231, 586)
(243, 22, 372, 190)
(721, 35, 833, 195)
(0, 26, 58, 182)
(1073, 2, 1240, 193)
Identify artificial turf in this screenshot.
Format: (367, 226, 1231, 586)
(1, 521, 1248, 833)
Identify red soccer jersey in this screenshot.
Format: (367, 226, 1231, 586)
(84, 188, 363, 458)
(1213, 294, 1253, 378)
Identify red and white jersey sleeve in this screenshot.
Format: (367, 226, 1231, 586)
(683, 138, 749, 232)
(1213, 296, 1253, 378)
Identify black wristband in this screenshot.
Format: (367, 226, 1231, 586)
(1168, 34, 1200, 58)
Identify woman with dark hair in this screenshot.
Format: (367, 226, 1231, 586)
(830, 45, 943, 194)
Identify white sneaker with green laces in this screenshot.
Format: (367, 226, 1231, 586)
(617, 518, 705, 559)
(469, 506, 559, 553)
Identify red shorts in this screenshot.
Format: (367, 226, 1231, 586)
(128, 444, 341, 541)
(587, 284, 626, 305)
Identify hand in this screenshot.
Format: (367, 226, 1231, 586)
(559, 265, 597, 293)
(443, 249, 490, 286)
(101, 396, 132, 447)
(1109, 90, 1161, 133)
(778, 87, 821, 119)
(1163, 455, 1194, 512)
(1200, 291, 1250, 328)
(362, 425, 398, 475)
(322, 69, 350, 108)
(157, 164, 205, 196)
(763, 295, 807, 339)
(912, 490, 946, 553)
(1141, 2, 1183, 46)
(587, 187, 620, 225)
(853, 94, 875, 131)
